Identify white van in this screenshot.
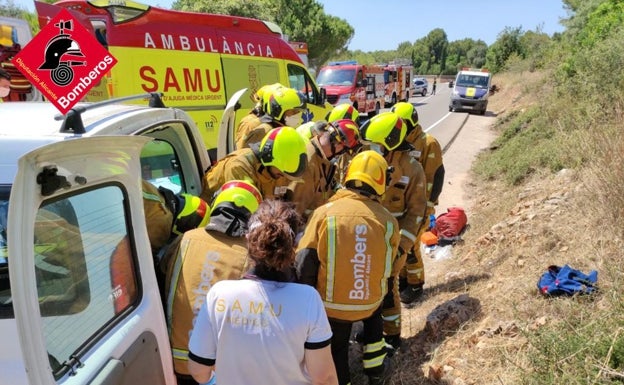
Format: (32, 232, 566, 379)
(0, 93, 220, 385)
(449, 68, 491, 115)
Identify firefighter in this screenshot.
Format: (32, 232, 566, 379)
(161, 180, 263, 385)
(235, 85, 306, 150)
(325, 103, 363, 186)
(359, 111, 427, 351)
(143, 180, 211, 253)
(201, 126, 308, 204)
(291, 118, 361, 218)
(296, 150, 401, 385)
(0, 68, 11, 101)
(391, 102, 445, 304)
(234, 82, 284, 149)
(325, 102, 361, 126)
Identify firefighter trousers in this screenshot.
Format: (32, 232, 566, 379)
(330, 306, 385, 385)
(400, 222, 428, 286)
(382, 251, 406, 336)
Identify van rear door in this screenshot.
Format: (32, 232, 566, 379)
(8, 136, 175, 385)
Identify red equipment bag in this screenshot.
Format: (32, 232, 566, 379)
(433, 207, 468, 244)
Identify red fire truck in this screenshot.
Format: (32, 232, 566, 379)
(378, 61, 413, 107)
(316, 60, 385, 117)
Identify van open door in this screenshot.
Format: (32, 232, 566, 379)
(7, 136, 175, 385)
(217, 87, 248, 160)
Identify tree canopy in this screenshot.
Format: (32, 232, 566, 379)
(172, 0, 353, 70)
(0, 0, 573, 75)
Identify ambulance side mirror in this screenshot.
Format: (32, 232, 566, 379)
(320, 87, 327, 104)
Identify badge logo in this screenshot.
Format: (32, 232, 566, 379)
(11, 9, 117, 114)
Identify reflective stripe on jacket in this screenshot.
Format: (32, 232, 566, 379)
(381, 150, 427, 256)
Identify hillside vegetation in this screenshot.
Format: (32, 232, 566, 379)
(389, 1, 624, 384)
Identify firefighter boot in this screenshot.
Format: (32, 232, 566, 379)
(384, 334, 402, 356)
(400, 283, 424, 304)
(367, 356, 393, 385)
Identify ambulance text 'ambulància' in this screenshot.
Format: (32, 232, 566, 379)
(36, 0, 331, 157)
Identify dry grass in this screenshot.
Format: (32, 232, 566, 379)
(344, 70, 624, 385)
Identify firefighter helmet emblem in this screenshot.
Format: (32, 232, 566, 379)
(38, 20, 85, 86)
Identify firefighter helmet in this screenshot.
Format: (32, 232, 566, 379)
(259, 126, 308, 178)
(212, 180, 263, 215)
(262, 87, 306, 121)
(326, 103, 360, 124)
(345, 150, 388, 196)
(391, 102, 419, 129)
(328, 119, 360, 150)
(253, 83, 284, 103)
(171, 194, 211, 235)
(359, 111, 406, 151)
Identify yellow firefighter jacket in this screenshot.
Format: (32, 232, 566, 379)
(381, 148, 427, 264)
(296, 189, 400, 322)
(405, 125, 445, 209)
(163, 226, 250, 375)
(200, 146, 291, 203)
(142, 179, 174, 251)
(235, 114, 282, 150)
(289, 138, 336, 218)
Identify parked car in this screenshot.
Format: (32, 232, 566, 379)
(413, 78, 429, 96)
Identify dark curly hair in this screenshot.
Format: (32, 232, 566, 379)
(246, 200, 303, 272)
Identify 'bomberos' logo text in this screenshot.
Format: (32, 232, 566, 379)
(350, 224, 371, 300)
(11, 9, 117, 114)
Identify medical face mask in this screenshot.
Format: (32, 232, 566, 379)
(369, 143, 384, 155)
(284, 112, 302, 128)
(0, 87, 10, 98)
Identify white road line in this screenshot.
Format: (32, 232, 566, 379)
(423, 112, 453, 133)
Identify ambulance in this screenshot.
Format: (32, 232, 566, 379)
(35, 0, 332, 159)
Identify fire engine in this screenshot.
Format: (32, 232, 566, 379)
(316, 60, 385, 117)
(378, 61, 413, 107)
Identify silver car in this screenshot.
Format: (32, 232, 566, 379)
(413, 78, 429, 96)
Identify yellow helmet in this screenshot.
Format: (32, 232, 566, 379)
(345, 150, 388, 196)
(262, 86, 306, 120)
(391, 101, 419, 128)
(359, 111, 406, 151)
(253, 83, 284, 103)
(259, 126, 308, 178)
(212, 180, 263, 214)
(295, 121, 317, 142)
(171, 194, 211, 235)
(326, 103, 360, 123)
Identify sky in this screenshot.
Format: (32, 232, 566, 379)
(14, 0, 569, 51)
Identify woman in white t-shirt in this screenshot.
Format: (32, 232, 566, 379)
(187, 200, 338, 385)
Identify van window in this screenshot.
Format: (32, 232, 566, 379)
(287, 63, 322, 106)
(141, 140, 182, 194)
(35, 185, 139, 378)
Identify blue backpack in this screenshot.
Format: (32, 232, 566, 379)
(537, 265, 598, 296)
